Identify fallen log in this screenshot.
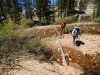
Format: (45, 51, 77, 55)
(58, 40, 67, 66)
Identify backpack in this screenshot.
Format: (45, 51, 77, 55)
(72, 28, 80, 36)
(61, 22, 66, 28)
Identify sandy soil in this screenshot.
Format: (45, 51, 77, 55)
(8, 59, 84, 75)
(42, 34, 100, 55)
(39, 22, 100, 55)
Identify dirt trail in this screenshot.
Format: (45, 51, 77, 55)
(39, 22, 100, 55)
(42, 34, 100, 55)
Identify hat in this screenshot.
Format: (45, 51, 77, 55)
(74, 26, 79, 29)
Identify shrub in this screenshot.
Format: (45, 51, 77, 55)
(54, 18, 64, 24)
(55, 16, 77, 24)
(65, 26, 73, 33)
(64, 16, 77, 24)
(93, 17, 100, 23)
(20, 18, 38, 28)
(38, 20, 47, 25)
(0, 34, 47, 69)
(0, 20, 28, 41)
(0, 22, 16, 41)
(0, 21, 52, 65)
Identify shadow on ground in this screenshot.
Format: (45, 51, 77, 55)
(76, 40, 85, 47)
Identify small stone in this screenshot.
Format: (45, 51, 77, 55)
(93, 57, 95, 60)
(69, 58, 72, 61)
(57, 59, 60, 61)
(65, 53, 69, 57)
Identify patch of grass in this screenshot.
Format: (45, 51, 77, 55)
(93, 17, 100, 23)
(65, 26, 73, 33)
(55, 16, 77, 25)
(64, 16, 77, 24)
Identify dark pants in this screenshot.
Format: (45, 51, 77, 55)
(73, 35, 78, 45)
(61, 27, 65, 34)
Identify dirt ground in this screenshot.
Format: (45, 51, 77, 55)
(7, 22, 100, 75)
(37, 22, 100, 55)
(42, 34, 100, 55)
(7, 59, 84, 75)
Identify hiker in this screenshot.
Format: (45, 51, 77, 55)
(61, 21, 66, 34)
(72, 26, 81, 45)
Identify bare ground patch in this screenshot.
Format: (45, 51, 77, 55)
(36, 24, 100, 74)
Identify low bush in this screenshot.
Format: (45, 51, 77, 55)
(93, 17, 100, 23)
(54, 18, 64, 24)
(38, 20, 47, 25)
(0, 21, 52, 72)
(65, 26, 73, 33)
(64, 16, 77, 24)
(55, 16, 77, 24)
(0, 35, 46, 61)
(20, 18, 35, 28)
(38, 20, 51, 25)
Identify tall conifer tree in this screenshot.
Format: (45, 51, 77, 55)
(56, 0, 75, 17)
(24, 0, 32, 19)
(93, 0, 100, 18)
(0, 0, 6, 20)
(34, 0, 51, 23)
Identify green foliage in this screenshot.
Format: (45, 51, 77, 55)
(10, 8, 15, 13)
(56, 0, 75, 17)
(20, 18, 34, 28)
(55, 16, 77, 24)
(3, 0, 20, 21)
(64, 16, 77, 24)
(65, 26, 73, 33)
(34, 0, 52, 22)
(55, 18, 64, 24)
(0, 34, 47, 64)
(24, 0, 32, 19)
(0, 22, 15, 41)
(0, 21, 52, 68)
(93, 1, 100, 18)
(93, 17, 100, 23)
(56, 0, 68, 10)
(25, 38, 45, 57)
(67, 0, 76, 12)
(38, 20, 47, 25)
(4, 6, 10, 13)
(79, 0, 89, 11)
(0, 20, 31, 41)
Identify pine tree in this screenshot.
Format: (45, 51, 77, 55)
(56, 0, 68, 18)
(0, 0, 6, 20)
(4, 0, 11, 14)
(67, 0, 75, 15)
(3, 0, 21, 21)
(24, 0, 32, 19)
(79, 0, 89, 11)
(93, 0, 100, 18)
(34, 0, 51, 23)
(56, 0, 76, 18)
(34, 0, 42, 20)
(9, 0, 20, 21)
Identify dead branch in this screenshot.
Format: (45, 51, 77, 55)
(58, 40, 67, 66)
